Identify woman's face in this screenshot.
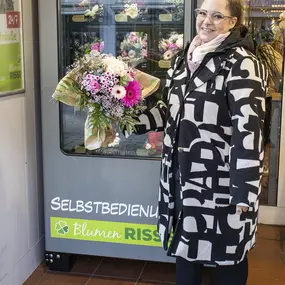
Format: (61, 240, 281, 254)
(196, 0, 237, 43)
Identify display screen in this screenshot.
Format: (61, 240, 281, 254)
(57, 0, 185, 158)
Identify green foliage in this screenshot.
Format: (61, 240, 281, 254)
(119, 75, 129, 86)
(119, 105, 146, 134)
(87, 103, 112, 136)
(255, 44, 281, 87)
(251, 23, 282, 90)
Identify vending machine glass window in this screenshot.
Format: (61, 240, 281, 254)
(57, 0, 185, 159)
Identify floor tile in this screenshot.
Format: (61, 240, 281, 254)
(139, 262, 175, 283)
(249, 239, 283, 270)
(248, 270, 285, 285)
(23, 226, 285, 285)
(280, 229, 285, 265)
(36, 261, 48, 272)
(248, 238, 285, 284)
(23, 269, 47, 284)
(94, 257, 145, 280)
(87, 276, 135, 285)
(138, 266, 210, 285)
(70, 255, 103, 275)
(137, 281, 173, 285)
(256, 225, 281, 240)
(37, 272, 90, 284)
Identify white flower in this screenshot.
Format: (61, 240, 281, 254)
(169, 34, 179, 42)
(128, 50, 136, 58)
(145, 143, 152, 150)
(84, 4, 99, 18)
(102, 57, 128, 77)
(111, 85, 126, 99)
(176, 37, 184, 49)
(90, 50, 100, 56)
(125, 4, 139, 19)
(92, 5, 99, 13)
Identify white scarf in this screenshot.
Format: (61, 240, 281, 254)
(188, 32, 231, 73)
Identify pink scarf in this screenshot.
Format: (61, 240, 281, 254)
(188, 32, 230, 74)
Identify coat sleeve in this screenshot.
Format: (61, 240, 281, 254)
(225, 56, 268, 207)
(133, 57, 178, 135)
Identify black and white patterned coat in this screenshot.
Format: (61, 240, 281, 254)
(136, 28, 268, 265)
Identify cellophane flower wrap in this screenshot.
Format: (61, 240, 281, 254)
(52, 50, 160, 150)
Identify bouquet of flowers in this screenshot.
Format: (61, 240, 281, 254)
(159, 32, 184, 61)
(117, 0, 146, 20)
(53, 50, 160, 150)
(73, 37, 104, 60)
(118, 32, 148, 66)
(74, 0, 104, 21)
(165, 0, 184, 21)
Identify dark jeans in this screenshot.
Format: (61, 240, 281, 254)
(176, 257, 248, 285)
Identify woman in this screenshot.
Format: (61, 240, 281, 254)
(130, 0, 267, 284)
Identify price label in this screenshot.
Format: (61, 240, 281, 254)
(158, 60, 171, 69)
(72, 15, 85, 22)
(159, 14, 173, 22)
(6, 11, 21, 28)
(115, 14, 128, 22)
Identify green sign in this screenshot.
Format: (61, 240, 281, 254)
(50, 217, 163, 247)
(0, 13, 23, 94)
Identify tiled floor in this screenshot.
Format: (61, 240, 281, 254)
(24, 225, 285, 285)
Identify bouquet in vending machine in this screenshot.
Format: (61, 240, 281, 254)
(165, 0, 184, 22)
(74, 0, 104, 21)
(159, 32, 184, 61)
(72, 36, 105, 60)
(116, 0, 147, 20)
(52, 50, 160, 150)
(118, 32, 148, 66)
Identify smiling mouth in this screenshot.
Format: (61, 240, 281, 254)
(201, 27, 214, 32)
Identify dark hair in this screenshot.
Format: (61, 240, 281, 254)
(226, 0, 243, 27)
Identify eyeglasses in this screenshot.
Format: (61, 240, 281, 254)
(194, 8, 233, 24)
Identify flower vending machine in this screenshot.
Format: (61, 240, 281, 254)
(39, 0, 191, 270)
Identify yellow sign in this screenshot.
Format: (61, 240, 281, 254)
(159, 14, 173, 22)
(158, 60, 171, 69)
(50, 216, 163, 247)
(115, 14, 128, 22)
(72, 15, 85, 22)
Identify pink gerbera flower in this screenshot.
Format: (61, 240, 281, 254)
(121, 81, 141, 107)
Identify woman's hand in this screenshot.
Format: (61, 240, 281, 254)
(236, 206, 249, 215)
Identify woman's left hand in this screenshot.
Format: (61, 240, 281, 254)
(236, 206, 249, 215)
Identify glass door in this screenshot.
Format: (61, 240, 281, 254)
(58, 0, 186, 159)
(242, 0, 285, 207)
(193, 0, 285, 208)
